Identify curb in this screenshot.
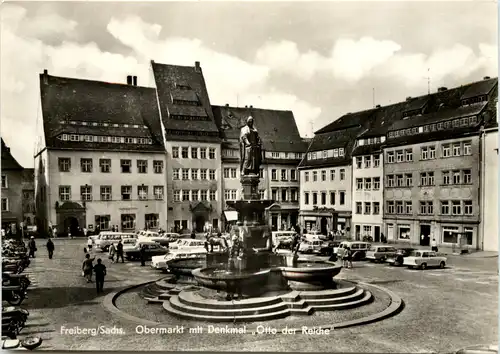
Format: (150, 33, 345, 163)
(106, 279, 404, 332)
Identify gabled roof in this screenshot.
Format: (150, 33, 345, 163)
(211, 105, 308, 153)
(314, 109, 376, 134)
(151, 61, 220, 140)
(39, 73, 164, 152)
(461, 78, 497, 100)
(1, 138, 23, 170)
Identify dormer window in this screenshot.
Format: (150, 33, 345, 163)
(113, 124, 119, 127)
(103, 123, 109, 127)
(322, 150, 328, 158)
(339, 148, 345, 156)
(333, 149, 338, 157)
(358, 139, 365, 146)
(381, 136, 386, 143)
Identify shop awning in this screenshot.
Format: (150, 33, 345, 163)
(224, 211, 238, 222)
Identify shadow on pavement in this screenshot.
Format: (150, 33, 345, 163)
(25, 286, 118, 309)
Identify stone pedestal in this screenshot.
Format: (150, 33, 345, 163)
(240, 174, 260, 200)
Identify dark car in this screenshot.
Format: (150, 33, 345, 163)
(124, 241, 168, 261)
(319, 241, 340, 256)
(385, 247, 415, 266)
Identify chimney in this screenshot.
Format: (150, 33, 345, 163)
(406, 96, 412, 101)
(250, 105, 253, 108)
(437, 87, 448, 92)
(126, 75, 132, 85)
(42, 69, 48, 84)
(195, 61, 201, 72)
(484, 76, 491, 80)
(133, 76, 137, 86)
(245, 105, 248, 108)
(225, 103, 229, 107)
(375, 104, 381, 108)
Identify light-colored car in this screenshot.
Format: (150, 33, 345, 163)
(272, 231, 297, 248)
(151, 249, 207, 269)
(365, 245, 397, 262)
(169, 239, 206, 250)
(335, 241, 371, 260)
(139, 231, 182, 246)
(95, 232, 136, 251)
(298, 240, 322, 253)
(304, 230, 327, 241)
(403, 250, 447, 270)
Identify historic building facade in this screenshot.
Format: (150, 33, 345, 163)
(35, 71, 167, 236)
(21, 168, 36, 227)
(1, 138, 24, 235)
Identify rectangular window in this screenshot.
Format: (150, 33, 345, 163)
(282, 169, 288, 181)
(453, 170, 461, 184)
(191, 169, 198, 180)
(209, 169, 216, 180)
(428, 172, 435, 186)
(100, 186, 112, 201)
(421, 147, 429, 160)
(387, 175, 395, 187)
(191, 190, 199, 201)
(121, 214, 135, 230)
(405, 149, 413, 162)
(209, 190, 216, 201)
(182, 190, 190, 201)
(304, 192, 310, 205)
(441, 201, 450, 215)
(313, 171, 317, 182)
(396, 150, 404, 162)
(58, 158, 71, 172)
(80, 185, 92, 201)
(356, 202, 362, 214)
(340, 169, 345, 180)
(429, 146, 436, 159)
(339, 191, 345, 205)
(259, 169, 264, 179)
(452, 143, 461, 156)
(442, 144, 451, 158)
(173, 168, 180, 180)
(209, 148, 216, 159)
(398, 225, 411, 240)
(290, 170, 297, 181)
(200, 148, 207, 159)
(405, 201, 412, 214)
(290, 189, 297, 202)
(312, 192, 318, 205)
(463, 169, 472, 184)
(396, 174, 404, 187)
(283, 189, 289, 202)
(387, 201, 395, 214)
(172, 147, 179, 158)
(443, 171, 451, 185)
(153, 160, 163, 174)
(373, 202, 380, 215)
(405, 173, 413, 187)
(231, 190, 237, 200)
(224, 168, 230, 179)
(463, 141, 472, 155)
(137, 160, 148, 174)
(373, 177, 380, 190)
(99, 159, 111, 173)
(464, 200, 473, 215)
(364, 156, 372, 168)
(365, 178, 372, 190)
(356, 178, 363, 190)
(200, 190, 208, 201)
(120, 159, 131, 173)
(452, 200, 461, 215)
(200, 169, 207, 180)
(173, 190, 180, 202)
(145, 214, 159, 229)
(330, 191, 335, 205)
(182, 147, 189, 158)
(2, 197, 10, 211)
(364, 202, 371, 215)
(1, 175, 7, 188)
(320, 192, 326, 205)
(121, 186, 132, 200)
(387, 152, 394, 163)
(191, 147, 198, 159)
(395, 201, 404, 214)
(231, 168, 237, 179)
(59, 186, 71, 201)
(271, 169, 277, 181)
(259, 190, 266, 200)
(138, 185, 148, 200)
(373, 154, 380, 167)
(356, 157, 363, 169)
(182, 169, 189, 180)
(339, 148, 345, 156)
(95, 215, 110, 231)
(330, 170, 335, 181)
(224, 190, 231, 201)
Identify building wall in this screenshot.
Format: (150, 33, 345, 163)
(267, 163, 300, 230)
(383, 136, 480, 248)
(352, 153, 384, 240)
(299, 165, 352, 232)
(1, 169, 23, 233)
(481, 129, 498, 251)
(34, 150, 50, 234)
(46, 149, 167, 233)
(165, 141, 222, 232)
(21, 169, 35, 226)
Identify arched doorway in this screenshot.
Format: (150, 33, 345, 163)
(64, 217, 80, 236)
(195, 215, 205, 233)
(320, 217, 328, 236)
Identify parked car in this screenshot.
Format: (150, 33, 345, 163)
(169, 239, 207, 250)
(304, 230, 327, 241)
(403, 250, 447, 270)
(385, 248, 416, 266)
(272, 231, 297, 248)
(455, 344, 498, 354)
(298, 239, 322, 254)
(139, 232, 181, 246)
(336, 241, 371, 261)
(318, 241, 341, 256)
(124, 241, 168, 261)
(151, 249, 207, 270)
(365, 245, 397, 262)
(95, 232, 136, 251)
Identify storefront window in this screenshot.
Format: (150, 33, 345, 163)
(464, 227, 473, 245)
(398, 224, 411, 240)
(443, 226, 459, 243)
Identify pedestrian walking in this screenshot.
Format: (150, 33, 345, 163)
(115, 240, 124, 263)
(87, 237, 93, 251)
(82, 254, 95, 282)
(139, 244, 146, 266)
(343, 247, 353, 269)
(83, 227, 88, 237)
(108, 243, 116, 263)
(431, 238, 438, 252)
(93, 259, 107, 294)
(28, 236, 37, 258)
(46, 238, 54, 259)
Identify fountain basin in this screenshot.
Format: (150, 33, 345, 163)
(192, 267, 271, 295)
(280, 261, 342, 291)
(167, 257, 207, 278)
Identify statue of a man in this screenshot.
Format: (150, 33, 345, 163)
(239, 116, 262, 175)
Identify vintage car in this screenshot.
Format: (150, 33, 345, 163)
(169, 239, 207, 250)
(335, 241, 371, 261)
(123, 241, 168, 261)
(403, 250, 447, 270)
(304, 230, 328, 241)
(298, 239, 323, 254)
(365, 245, 397, 262)
(139, 231, 182, 246)
(151, 249, 207, 270)
(385, 248, 416, 266)
(318, 241, 341, 256)
(272, 231, 297, 249)
(95, 232, 136, 251)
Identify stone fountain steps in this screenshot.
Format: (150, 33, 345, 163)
(297, 286, 358, 300)
(171, 295, 289, 316)
(163, 301, 291, 322)
(178, 291, 282, 309)
(302, 288, 365, 306)
(312, 291, 373, 311)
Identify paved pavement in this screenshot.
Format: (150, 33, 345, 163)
(14, 238, 498, 352)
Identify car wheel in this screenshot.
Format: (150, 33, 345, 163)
(420, 263, 427, 270)
(440, 261, 445, 269)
